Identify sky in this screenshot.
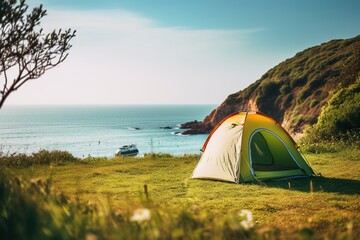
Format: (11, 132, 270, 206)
(6, 0, 360, 105)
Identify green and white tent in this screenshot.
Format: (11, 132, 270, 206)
(191, 111, 315, 183)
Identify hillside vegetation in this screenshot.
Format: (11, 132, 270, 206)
(301, 76, 360, 150)
(184, 35, 360, 139)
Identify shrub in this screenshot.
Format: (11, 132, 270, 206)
(256, 81, 281, 109)
(297, 87, 313, 103)
(260, 81, 280, 96)
(290, 75, 307, 88)
(302, 76, 360, 147)
(309, 77, 325, 89)
(0, 150, 79, 168)
(32, 150, 78, 165)
(279, 82, 291, 95)
(0, 154, 31, 168)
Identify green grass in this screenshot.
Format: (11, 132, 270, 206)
(1, 150, 360, 239)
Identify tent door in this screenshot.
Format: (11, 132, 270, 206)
(249, 129, 300, 174)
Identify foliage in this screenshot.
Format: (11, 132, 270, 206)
(0, 0, 76, 109)
(0, 149, 79, 167)
(206, 35, 360, 136)
(256, 81, 280, 106)
(300, 139, 359, 154)
(302, 77, 360, 147)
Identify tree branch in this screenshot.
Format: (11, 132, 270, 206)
(0, 0, 76, 109)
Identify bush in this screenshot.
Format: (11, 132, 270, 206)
(302, 76, 360, 150)
(297, 87, 313, 104)
(260, 81, 280, 96)
(309, 77, 325, 88)
(256, 81, 281, 111)
(0, 150, 79, 168)
(279, 82, 291, 95)
(315, 80, 359, 138)
(32, 150, 78, 165)
(0, 154, 32, 168)
(290, 75, 307, 88)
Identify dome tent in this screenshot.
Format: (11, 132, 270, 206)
(191, 111, 315, 183)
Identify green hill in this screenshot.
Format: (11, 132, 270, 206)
(184, 35, 360, 139)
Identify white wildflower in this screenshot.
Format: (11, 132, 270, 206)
(130, 208, 151, 222)
(85, 233, 98, 240)
(238, 209, 254, 230)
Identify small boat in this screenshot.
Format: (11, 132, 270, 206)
(115, 144, 139, 157)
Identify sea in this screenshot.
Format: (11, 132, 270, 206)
(0, 105, 216, 158)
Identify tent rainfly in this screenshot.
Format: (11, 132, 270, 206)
(191, 111, 315, 183)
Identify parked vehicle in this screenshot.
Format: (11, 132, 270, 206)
(115, 144, 139, 157)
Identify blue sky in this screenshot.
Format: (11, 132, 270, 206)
(8, 0, 360, 105)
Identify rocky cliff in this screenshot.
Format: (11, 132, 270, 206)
(182, 35, 360, 139)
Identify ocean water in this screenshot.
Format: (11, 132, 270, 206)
(0, 105, 216, 158)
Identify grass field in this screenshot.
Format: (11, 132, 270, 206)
(1, 149, 360, 239)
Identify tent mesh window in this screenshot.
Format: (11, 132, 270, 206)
(250, 131, 299, 171)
